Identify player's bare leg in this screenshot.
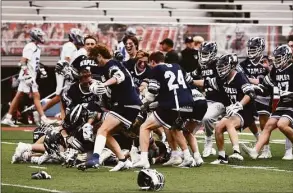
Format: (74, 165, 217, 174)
(211, 118, 228, 164)
(241, 118, 278, 159)
(277, 118, 293, 143)
(258, 114, 272, 158)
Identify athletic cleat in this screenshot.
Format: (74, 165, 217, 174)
(77, 157, 100, 171)
(162, 156, 182, 166)
(11, 142, 31, 163)
(41, 117, 58, 125)
(37, 152, 51, 165)
(194, 153, 204, 167)
(240, 143, 258, 159)
(259, 146, 272, 159)
(228, 151, 244, 163)
(130, 146, 140, 164)
(1, 118, 18, 127)
(178, 156, 195, 168)
(110, 159, 132, 172)
(99, 148, 114, 165)
(132, 159, 150, 169)
(202, 142, 216, 158)
(210, 155, 228, 165)
(282, 149, 293, 160)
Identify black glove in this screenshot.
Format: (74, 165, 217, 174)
(114, 50, 124, 62)
(55, 60, 69, 75)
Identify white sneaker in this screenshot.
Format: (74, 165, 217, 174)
(202, 140, 216, 158)
(100, 148, 114, 164)
(259, 146, 272, 159)
(33, 111, 40, 125)
(240, 144, 258, 159)
(282, 149, 293, 160)
(41, 117, 58, 125)
(162, 156, 182, 166)
(229, 152, 244, 162)
(2, 118, 18, 127)
(132, 158, 150, 169)
(194, 153, 204, 167)
(38, 152, 51, 165)
(130, 146, 140, 164)
(178, 156, 195, 167)
(11, 142, 31, 163)
(210, 155, 228, 165)
(110, 159, 132, 172)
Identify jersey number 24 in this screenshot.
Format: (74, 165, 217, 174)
(164, 70, 187, 91)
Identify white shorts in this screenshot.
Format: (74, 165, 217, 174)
(17, 80, 39, 93)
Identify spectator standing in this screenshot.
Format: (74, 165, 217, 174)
(180, 36, 199, 72)
(160, 38, 179, 64)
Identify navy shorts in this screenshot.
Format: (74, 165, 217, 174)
(234, 108, 258, 129)
(154, 100, 208, 129)
(255, 101, 271, 116)
(106, 105, 140, 129)
(271, 107, 293, 126)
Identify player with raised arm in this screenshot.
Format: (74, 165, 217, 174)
(237, 37, 273, 158)
(78, 44, 142, 172)
(2, 28, 54, 126)
(241, 45, 293, 159)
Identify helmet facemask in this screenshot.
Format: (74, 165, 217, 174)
(247, 46, 262, 59)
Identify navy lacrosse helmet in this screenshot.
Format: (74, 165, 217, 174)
(273, 44, 292, 69)
(216, 54, 236, 79)
(199, 41, 217, 66)
(247, 37, 265, 59)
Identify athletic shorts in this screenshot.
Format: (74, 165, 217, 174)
(271, 107, 293, 126)
(233, 108, 258, 130)
(153, 100, 208, 129)
(105, 105, 140, 129)
(255, 101, 271, 116)
(18, 81, 38, 93)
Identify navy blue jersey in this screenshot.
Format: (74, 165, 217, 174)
(99, 59, 142, 106)
(220, 71, 257, 113)
(123, 58, 151, 88)
(148, 63, 194, 109)
(62, 82, 96, 109)
(238, 57, 271, 105)
(190, 60, 229, 105)
(264, 63, 293, 108)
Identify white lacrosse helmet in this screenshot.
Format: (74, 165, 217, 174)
(137, 169, 165, 191)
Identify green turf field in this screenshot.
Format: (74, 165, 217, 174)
(1, 130, 293, 192)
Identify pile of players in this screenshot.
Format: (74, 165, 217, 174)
(8, 27, 293, 172)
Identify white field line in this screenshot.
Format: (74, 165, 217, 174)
(1, 142, 17, 145)
(28, 165, 47, 169)
(228, 165, 293, 173)
(1, 183, 67, 193)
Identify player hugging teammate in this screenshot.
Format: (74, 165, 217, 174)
(10, 29, 293, 171)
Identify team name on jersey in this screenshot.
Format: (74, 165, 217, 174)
(276, 74, 290, 81)
(202, 69, 213, 76)
(80, 60, 97, 66)
(246, 67, 266, 75)
(223, 86, 237, 94)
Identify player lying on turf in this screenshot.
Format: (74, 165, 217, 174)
(241, 45, 293, 159)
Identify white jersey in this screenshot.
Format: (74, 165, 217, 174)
(60, 42, 77, 64)
(117, 41, 129, 62)
(22, 42, 41, 78)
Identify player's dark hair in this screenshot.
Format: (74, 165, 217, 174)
(88, 44, 112, 60)
(84, 35, 97, 44)
(149, 51, 165, 63)
(287, 35, 293, 43)
(123, 35, 139, 50)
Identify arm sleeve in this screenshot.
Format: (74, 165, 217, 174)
(22, 44, 35, 60)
